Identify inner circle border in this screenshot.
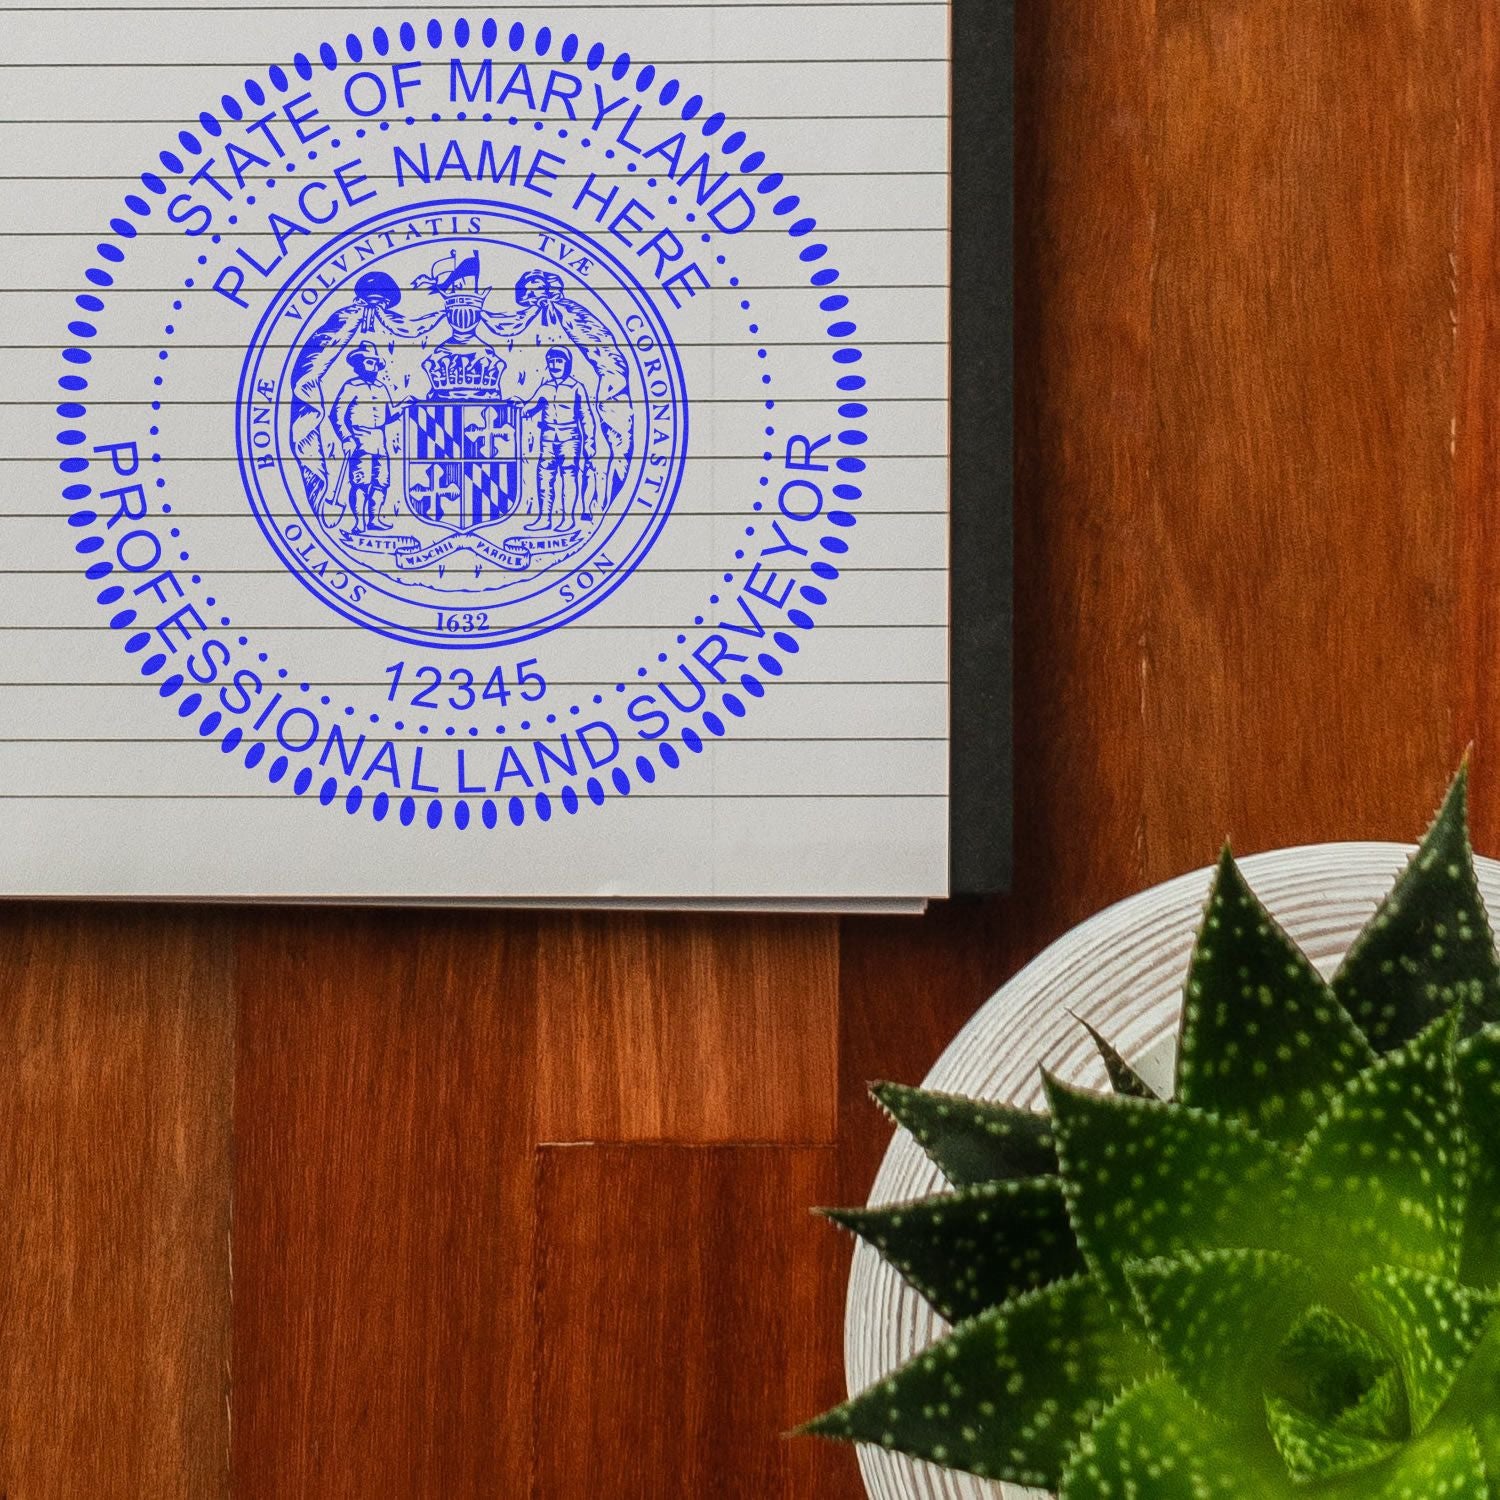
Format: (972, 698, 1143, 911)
(56, 13, 874, 834)
(234, 193, 691, 650)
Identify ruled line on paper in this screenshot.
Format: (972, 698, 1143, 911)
(0, 115, 948, 125)
(0, 229, 947, 237)
(0, 679, 946, 686)
(0, 624, 950, 631)
(0, 735, 946, 743)
(0, 289, 945, 297)
(5, 2, 942, 9)
(0, 565, 946, 572)
(0, 58, 954, 67)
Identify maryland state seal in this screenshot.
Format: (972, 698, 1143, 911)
(238, 198, 687, 647)
(57, 14, 876, 834)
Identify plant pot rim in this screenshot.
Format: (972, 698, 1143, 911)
(843, 839, 1500, 1500)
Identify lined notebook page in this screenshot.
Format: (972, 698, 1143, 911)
(0, 0, 949, 906)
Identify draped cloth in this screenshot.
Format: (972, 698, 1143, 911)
(287, 271, 635, 520)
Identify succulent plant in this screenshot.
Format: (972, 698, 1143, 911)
(805, 770, 1500, 1497)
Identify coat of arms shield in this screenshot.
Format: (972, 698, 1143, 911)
(403, 399, 520, 532)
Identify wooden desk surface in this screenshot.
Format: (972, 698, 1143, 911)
(3, 1, 1494, 1494)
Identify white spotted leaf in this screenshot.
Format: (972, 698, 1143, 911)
(1333, 768, 1500, 1051)
(820, 1176, 1082, 1324)
(1364, 1424, 1490, 1500)
(1286, 1013, 1466, 1282)
(1045, 1078, 1290, 1319)
(1354, 1265, 1499, 1433)
(801, 1274, 1158, 1491)
(1264, 1395, 1399, 1484)
(1125, 1248, 1315, 1419)
(1175, 848, 1372, 1143)
(1274, 1304, 1399, 1436)
(1452, 1328, 1500, 1477)
(870, 1080, 1058, 1188)
(1059, 1376, 1276, 1498)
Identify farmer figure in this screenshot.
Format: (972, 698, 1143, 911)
(329, 342, 410, 534)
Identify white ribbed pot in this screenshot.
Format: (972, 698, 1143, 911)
(844, 842, 1500, 1500)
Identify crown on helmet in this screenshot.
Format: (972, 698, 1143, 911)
(413, 251, 508, 400)
(423, 344, 506, 401)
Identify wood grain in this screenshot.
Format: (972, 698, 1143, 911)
(1008, 0, 1155, 918)
(1459, 0, 1500, 846)
(534, 1144, 853, 1498)
(1145, 0, 1463, 868)
(536, 913, 839, 1144)
(230, 910, 537, 1500)
(0, 906, 232, 1500)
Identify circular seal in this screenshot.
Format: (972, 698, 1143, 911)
(56, 15, 874, 834)
(237, 197, 687, 648)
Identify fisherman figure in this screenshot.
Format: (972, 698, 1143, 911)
(328, 342, 412, 534)
(521, 347, 597, 533)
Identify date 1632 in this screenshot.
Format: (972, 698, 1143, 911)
(383, 659, 547, 712)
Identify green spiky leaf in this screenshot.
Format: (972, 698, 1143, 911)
(1450, 1326, 1500, 1475)
(803, 1275, 1157, 1490)
(1286, 1013, 1466, 1282)
(1367, 1425, 1490, 1500)
(821, 1177, 1082, 1323)
(870, 1081, 1058, 1187)
(1264, 1395, 1398, 1483)
(1076, 1016, 1160, 1099)
(1125, 1248, 1314, 1418)
(1046, 1079, 1290, 1318)
(1354, 1265, 1498, 1433)
(1059, 1378, 1247, 1499)
(1266, 1306, 1409, 1480)
(1333, 768, 1500, 1051)
(1275, 1305, 1397, 1434)
(1175, 848, 1372, 1143)
(1459, 1025, 1500, 1286)
(1339, 1369, 1405, 1442)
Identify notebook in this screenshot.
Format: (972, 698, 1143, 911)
(0, 0, 1009, 909)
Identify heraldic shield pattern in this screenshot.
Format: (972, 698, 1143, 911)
(237, 197, 689, 649)
(404, 394, 521, 538)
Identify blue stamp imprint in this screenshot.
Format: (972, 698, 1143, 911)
(59, 17, 870, 831)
